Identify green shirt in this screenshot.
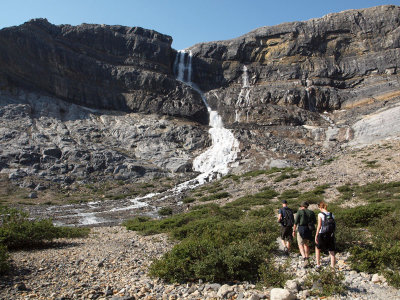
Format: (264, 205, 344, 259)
(295, 209, 316, 226)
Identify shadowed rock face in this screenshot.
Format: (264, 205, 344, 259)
(188, 5, 400, 126)
(0, 18, 209, 124)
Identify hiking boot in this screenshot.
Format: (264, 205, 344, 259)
(283, 247, 289, 256)
(315, 264, 322, 271)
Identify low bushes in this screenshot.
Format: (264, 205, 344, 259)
(0, 206, 90, 274)
(149, 233, 274, 283)
(0, 245, 9, 274)
(305, 267, 345, 297)
(348, 211, 400, 287)
(125, 200, 287, 284)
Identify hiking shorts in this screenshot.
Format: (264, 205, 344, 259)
(316, 233, 335, 252)
(297, 225, 312, 244)
(280, 226, 293, 242)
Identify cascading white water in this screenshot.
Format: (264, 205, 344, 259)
(48, 50, 240, 226)
(175, 50, 239, 183)
(235, 65, 252, 123)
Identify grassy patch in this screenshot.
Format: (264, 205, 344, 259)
(199, 192, 230, 202)
(302, 177, 317, 182)
(362, 160, 381, 168)
(225, 188, 279, 210)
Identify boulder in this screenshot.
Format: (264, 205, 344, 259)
(371, 273, 386, 284)
(217, 284, 234, 298)
(270, 288, 296, 300)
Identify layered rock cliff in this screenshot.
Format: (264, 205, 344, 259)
(1, 5, 400, 189)
(0, 18, 208, 124)
(189, 5, 400, 125)
(185, 5, 400, 170)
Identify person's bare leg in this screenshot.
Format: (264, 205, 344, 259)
(304, 242, 310, 259)
(315, 247, 321, 266)
(298, 244, 305, 258)
(329, 251, 336, 268)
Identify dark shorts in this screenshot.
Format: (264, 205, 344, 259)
(316, 233, 335, 252)
(280, 226, 293, 242)
(298, 225, 313, 241)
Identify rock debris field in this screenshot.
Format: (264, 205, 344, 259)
(2, 226, 400, 300)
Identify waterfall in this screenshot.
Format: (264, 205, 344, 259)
(174, 50, 240, 183)
(235, 65, 252, 123)
(47, 50, 241, 226)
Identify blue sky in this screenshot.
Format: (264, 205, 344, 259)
(0, 0, 397, 50)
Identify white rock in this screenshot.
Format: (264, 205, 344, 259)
(371, 273, 386, 284)
(284, 279, 298, 293)
(270, 288, 296, 300)
(217, 284, 234, 298)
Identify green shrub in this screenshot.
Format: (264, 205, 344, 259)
(225, 189, 279, 209)
(302, 177, 317, 182)
(334, 220, 365, 252)
(305, 268, 345, 297)
(158, 207, 173, 216)
(222, 174, 240, 182)
(0, 245, 9, 274)
(127, 199, 280, 283)
(0, 206, 90, 273)
(0, 207, 59, 249)
(258, 260, 292, 288)
(279, 189, 300, 199)
(199, 192, 230, 202)
(182, 197, 195, 204)
(335, 204, 390, 227)
(348, 210, 400, 286)
(149, 223, 277, 283)
(0, 207, 90, 249)
(274, 174, 292, 182)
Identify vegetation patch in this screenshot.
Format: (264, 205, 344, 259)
(224, 188, 279, 210)
(0, 206, 90, 274)
(305, 268, 345, 297)
(124, 189, 290, 284)
(362, 160, 380, 168)
(158, 207, 173, 216)
(199, 192, 230, 202)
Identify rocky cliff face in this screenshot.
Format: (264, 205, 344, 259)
(189, 5, 400, 124)
(0, 90, 209, 188)
(1, 6, 400, 190)
(186, 5, 400, 170)
(0, 18, 208, 124)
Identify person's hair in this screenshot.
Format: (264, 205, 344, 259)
(318, 201, 328, 210)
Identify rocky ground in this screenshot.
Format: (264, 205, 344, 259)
(2, 226, 400, 300)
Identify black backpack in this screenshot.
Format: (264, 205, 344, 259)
(321, 212, 336, 234)
(306, 209, 316, 231)
(282, 208, 294, 227)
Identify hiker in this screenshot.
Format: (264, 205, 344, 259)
(277, 200, 294, 255)
(315, 201, 336, 268)
(293, 201, 316, 267)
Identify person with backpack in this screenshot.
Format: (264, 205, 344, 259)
(315, 201, 336, 268)
(278, 200, 294, 255)
(292, 201, 316, 267)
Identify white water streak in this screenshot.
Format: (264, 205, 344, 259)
(175, 50, 239, 183)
